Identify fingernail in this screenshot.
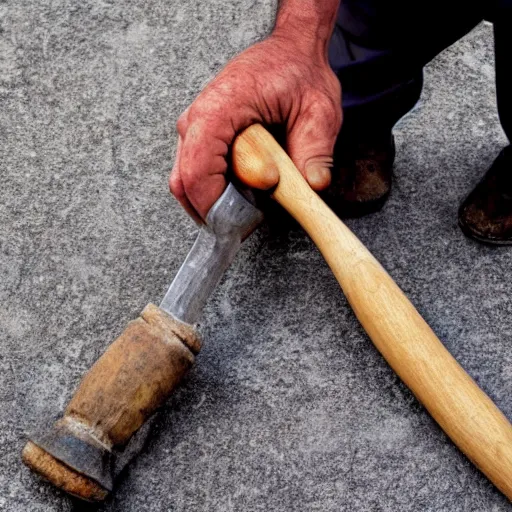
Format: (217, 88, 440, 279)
(306, 165, 331, 190)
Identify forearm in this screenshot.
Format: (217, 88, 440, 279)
(274, 0, 341, 53)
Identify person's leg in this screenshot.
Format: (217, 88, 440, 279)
(327, 14, 422, 216)
(327, 1, 484, 216)
(458, 1, 512, 244)
(330, 5, 422, 133)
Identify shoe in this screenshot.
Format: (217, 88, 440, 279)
(326, 132, 395, 217)
(458, 147, 512, 245)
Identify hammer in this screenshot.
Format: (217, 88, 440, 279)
(23, 125, 512, 502)
(22, 183, 264, 500)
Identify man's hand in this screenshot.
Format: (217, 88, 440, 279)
(170, 1, 342, 222)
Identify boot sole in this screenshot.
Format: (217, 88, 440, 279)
(458, 217, 512, 246)
(327, 189, 391, 219)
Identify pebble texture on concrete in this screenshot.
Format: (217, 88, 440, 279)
(1, 1, 511, 510)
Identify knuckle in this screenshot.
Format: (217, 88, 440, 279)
(185, 106, 221, 137)
(189, 101, 224, 127)
(179, 94, 224, 135)
(308, 93, 342, 133)
(326, 102, 342, 132)
(176, 112, 189, 137)
(189, 88, 223, 116)
(186, 101, 204, 121)
(307, 89, 327, 105)
(315, 92, 338, 113)
(169, 172, 184, 198)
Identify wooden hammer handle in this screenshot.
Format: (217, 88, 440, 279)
(232, 124, 512, 500)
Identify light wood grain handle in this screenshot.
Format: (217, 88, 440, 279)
(22, 304, 201, 501)
(232, 124, 512, 500)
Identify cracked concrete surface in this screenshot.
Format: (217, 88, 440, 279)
(0, 1, 511, 511)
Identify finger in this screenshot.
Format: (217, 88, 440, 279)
(179, 120, 233, 219)
(169, 171, 203, 225)
(287, 96, 342, 191)
(169, 135, 203, 224)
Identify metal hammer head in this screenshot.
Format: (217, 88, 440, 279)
(206, 182, 264, 241)
(160, 183, 263, 325)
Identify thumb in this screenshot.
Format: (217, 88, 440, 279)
(286, 100, 342, 191)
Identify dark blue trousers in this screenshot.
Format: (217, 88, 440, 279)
(329, 1, 512, 143)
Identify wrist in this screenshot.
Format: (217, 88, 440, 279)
(273, 0, 339, 56)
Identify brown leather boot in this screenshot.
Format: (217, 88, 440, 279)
(459, 147, 512, 245)
(325, 133, 395, 217)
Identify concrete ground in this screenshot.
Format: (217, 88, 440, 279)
(1, 1, 511, 510)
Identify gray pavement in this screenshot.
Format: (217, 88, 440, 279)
(1, 1, 511, 511)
